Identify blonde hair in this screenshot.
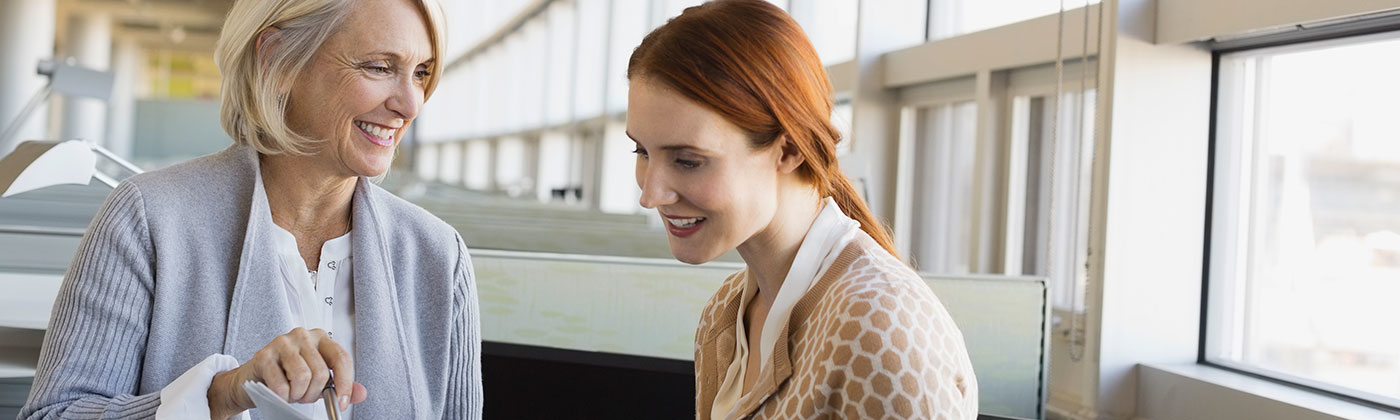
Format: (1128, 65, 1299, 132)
(215, 0, 446, 156)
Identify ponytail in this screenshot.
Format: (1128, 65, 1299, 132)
(827, 172, 899, 257)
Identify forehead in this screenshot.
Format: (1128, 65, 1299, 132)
(626, 78, 748, 151)
(326, 0, 433, 61)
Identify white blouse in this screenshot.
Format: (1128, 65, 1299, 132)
(154, 225, 356, 420)
(711, 197, 861, 420)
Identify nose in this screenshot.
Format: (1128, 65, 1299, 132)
(386, 74, 424, 120)
(637, 164, 677, 209)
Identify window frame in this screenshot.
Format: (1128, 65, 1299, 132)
(1199, 20, 1400, 415)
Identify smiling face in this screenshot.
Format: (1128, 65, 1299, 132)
(283, 0, 434, 178)
(628, 77, 792, 264)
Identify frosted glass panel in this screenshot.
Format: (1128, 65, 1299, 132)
(472, 249, 1047, 419)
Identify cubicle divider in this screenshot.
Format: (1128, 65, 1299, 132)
(471, 249, 1050, 419)
(0, 202, 1048, 419)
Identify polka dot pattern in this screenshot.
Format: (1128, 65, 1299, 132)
(695, 236, 978, 419)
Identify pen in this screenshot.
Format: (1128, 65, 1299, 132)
(322, 373, 340, 420)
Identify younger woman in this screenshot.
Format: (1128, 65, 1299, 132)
(626, 1, 978, 418)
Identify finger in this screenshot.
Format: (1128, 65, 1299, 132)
(298, 343, 332, 404)
(255, 351, 291, 402)
(316, 338, 355, 410)
(350, 382, 368, 405)
(279, 343, 313, 402)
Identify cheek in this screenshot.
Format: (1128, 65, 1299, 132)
(338, 78, 384, 115)
(722, 164, 778, 225)
(686, 168, 750, 219)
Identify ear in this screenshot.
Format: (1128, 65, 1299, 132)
(776, 134, 806, 175)
(255, 27, 282, 68)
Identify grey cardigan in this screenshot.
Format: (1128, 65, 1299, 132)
(20, 145, 482, 419)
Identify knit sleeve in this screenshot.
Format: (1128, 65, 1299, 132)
(826, 279, 979, 420)
(443, 234, 483, 419)
(20, 181, 164, 419)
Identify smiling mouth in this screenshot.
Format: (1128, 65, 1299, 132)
(663, 215, 707, 238)
(354, 120, 398, 146)
(666, 216, 706, 228)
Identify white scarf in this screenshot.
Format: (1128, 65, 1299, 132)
(714, 196, 861, 420)
(756, 196, 861, 368)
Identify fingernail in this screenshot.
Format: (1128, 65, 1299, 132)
(339, 395, 349, 410)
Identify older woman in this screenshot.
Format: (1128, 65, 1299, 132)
(19, 0, 480, 419)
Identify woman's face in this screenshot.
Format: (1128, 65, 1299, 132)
(284, 0, 433, 178)
(628, 78, 788, 264)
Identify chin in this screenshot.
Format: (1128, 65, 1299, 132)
(348, 154, 395, 177)
(668, 242, 723, 265)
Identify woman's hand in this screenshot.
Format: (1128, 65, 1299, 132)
(207, 328, 368, 420)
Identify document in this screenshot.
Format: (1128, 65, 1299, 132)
(242, 381, 313, 420)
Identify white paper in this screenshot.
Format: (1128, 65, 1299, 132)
(241, 381, 313, 420)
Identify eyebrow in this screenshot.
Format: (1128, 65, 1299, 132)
(367, 51, 435, 65)
(625, 131, 706, 152)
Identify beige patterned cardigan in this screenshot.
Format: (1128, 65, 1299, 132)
(694, 234, 978, 419)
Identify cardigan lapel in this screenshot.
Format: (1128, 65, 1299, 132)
(725, 242, 866, 420)
(221, 148, 419, 418)
(345, 178, 421, 418)
(698, 281, 745, 420)
(223, 148, 298, 363)
(728, 328, 794, 420)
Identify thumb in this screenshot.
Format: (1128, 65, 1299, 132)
(350, 382, 368, 404)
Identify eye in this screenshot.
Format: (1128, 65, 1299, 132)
(675, 159, 701, 169)
(363, 62, 392, 75)
(632, 147, 649, 160)
(414, 66, 432, 81)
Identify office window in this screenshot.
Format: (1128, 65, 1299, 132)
(536, 131, 582, 202)
(789, 0, 857, 65)
(598, 121, 643, 214)
(438, 142, 464, 185)
(652, 0, 704, 27)
(607, 0, 649, 113)
(416, 68, 459, 143)
(1207, 31, 1400, 408)
(909, 102, 979, 273)
(494, 136, 533, 198)
(483, 46, 508, 135)
(517, 20, 549, 129)
(504, 32, 529, 133)
(573, 0, 609, 120)
(832, 100, 853, 156)
(544, 0, 576, 126)
(926, 0, 1099, 41)
(464, 139, 494, 191)
(415, 143, 441, 182)
(1007, 90, 1095, 309)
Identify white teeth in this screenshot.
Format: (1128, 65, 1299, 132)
(666, 217, 705, 228)
(356, 121, 396, 139)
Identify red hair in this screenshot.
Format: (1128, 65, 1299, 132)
(627, 0, 898, 256)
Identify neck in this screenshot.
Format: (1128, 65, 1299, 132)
(737, 186, 822, 306)
(259, 153, 357, 237)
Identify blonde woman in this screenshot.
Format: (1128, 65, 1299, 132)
(20, 0, 480, 419)
(627, 1, 977, 418)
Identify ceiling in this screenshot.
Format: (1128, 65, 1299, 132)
(57, 0, 234, 53)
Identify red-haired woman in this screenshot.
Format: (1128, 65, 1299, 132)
(626, 1, 977, 419)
